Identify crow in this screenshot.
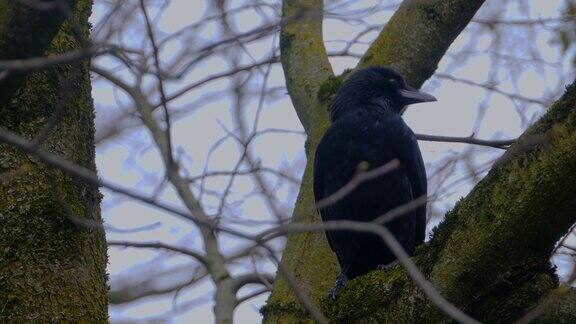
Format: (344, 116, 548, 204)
(313, 66, 436, 299)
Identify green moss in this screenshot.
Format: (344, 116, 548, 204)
(265, 3, 336, 320)
(469, 265, 557, 322)
(536, 288, 576, 323)
(0, 1, 81, 108)
(279, 31, 295, 53)
(526, 84, 576, 135)
(316, 69, 352, 108)
(264, 139, 339, 322)
(358, 0, 485, 87)
(424, 81, 576, 315)
(277, 0, 333, 135)
(323, 267, 412, 323)
(260, 301, 312, 322)
(0, 0, 107, 321)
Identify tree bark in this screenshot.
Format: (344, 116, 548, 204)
(0, 0, 78, 108)
(264, 0, 576, 322)
(0, 0, 108, 321)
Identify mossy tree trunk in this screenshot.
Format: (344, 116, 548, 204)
(0, 0, 78, 107)
(0, 0, 108, 321)
(264, 0, 576, 322)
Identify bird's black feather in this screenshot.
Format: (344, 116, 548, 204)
(313, 66, 433, 295)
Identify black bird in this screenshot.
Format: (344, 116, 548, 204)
(313, 66, 436, 299)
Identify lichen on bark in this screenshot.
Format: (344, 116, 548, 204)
(358, 0, 485, 87)
(0, 0, 108, 321)
(0, 0, 78, 108)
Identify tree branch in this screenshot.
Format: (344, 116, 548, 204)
(107, 240, 207, 265)
(415, 133, 515, 149)
(424, 81, 576, 317)
(358, 0, 486, 88)
(279, 0, 333, 135)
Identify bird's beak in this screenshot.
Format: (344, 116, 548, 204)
(398, 86, 437, 105)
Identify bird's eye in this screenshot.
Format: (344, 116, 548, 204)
(389, 78, 397, 84)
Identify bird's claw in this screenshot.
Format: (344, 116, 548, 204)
(329, 273, 349, 300)
(377, 261, 399, 272)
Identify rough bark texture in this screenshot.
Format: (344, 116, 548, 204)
(422, 82, 576, 316)
(539, 289, 576, 322)
(0, 0, 78, 108)
(280, 0, 333, 136)
(266, 2, 336, 322)
(358, 0, 485, 88)
(0, 1, 108, 321)
(265, 1, 487, 322)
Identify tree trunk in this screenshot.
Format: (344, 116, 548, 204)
(0, 0, 108, 321)
(0, 0, 78, 107)
(264, 0, 576, 322)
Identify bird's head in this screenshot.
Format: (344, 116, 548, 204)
(330, 66, 436, 120)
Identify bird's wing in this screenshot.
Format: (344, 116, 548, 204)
(312, 146, 325, 215)
(394, 124, 428, 246)
(314, 134, 358, 265)
(313, 141, 338, 253)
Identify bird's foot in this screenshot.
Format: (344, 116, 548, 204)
(329, 273, 349, 300)
(377, 261, 399, 272)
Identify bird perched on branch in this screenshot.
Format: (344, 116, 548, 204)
(313, 66, 436, 299)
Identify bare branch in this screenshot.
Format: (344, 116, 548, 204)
(416, 133, 516, 149)
(108, 240, 207, 265)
